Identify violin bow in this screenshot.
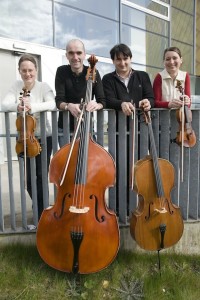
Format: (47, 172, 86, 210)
(130, 102, 136, 190)
(181, 96, 185, 182)
(19, 88, 28, 188)
(60, 55, 98, 186)
(59, 103, 85, 186)
(176, 80, 185, 182)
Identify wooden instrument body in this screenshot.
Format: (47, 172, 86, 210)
(130, 156, 183, 251)
(36, 138, 120, 274)
(16, 114, 41, 157)
(16, 88, 41, 157)
(175, 80, 196, 148)
(175, 106, 196, 148)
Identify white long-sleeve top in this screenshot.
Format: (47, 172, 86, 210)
(2, 80, 56, 137)
(160, 69, 187, 101)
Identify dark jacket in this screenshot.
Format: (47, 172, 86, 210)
(55, 65, 106, 129)
(102, 70, 154, 109)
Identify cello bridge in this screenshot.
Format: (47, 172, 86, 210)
(69, 206, 90, 214)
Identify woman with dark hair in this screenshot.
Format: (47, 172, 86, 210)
(2, 53, 56, 220)
(153, 46, 191, 108)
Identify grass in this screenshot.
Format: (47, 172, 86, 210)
(0, 243, 200, 300)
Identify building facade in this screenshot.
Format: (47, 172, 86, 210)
(0, 0, 200, 98)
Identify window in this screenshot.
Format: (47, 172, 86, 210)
(55, 4, 119, 57)
(56, 0, 119, 20)
(0, 0, 53, 46)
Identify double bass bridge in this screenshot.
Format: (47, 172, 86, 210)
(69, 206, 90, 213)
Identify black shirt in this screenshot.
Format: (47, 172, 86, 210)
(102, 70, 154, 109)
(55, 64, 106, 129)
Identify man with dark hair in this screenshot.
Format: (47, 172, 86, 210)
(102, 43, 154, 114)
(102, 43, 154, 213)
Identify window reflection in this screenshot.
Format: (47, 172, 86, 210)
(95, 61, 115, 78)
(122, 25, 168, 68)
(56, 0, 119, 20)
(172, 0, 194, 14)
(0, 0, 53, 46)
(171, 41, 193, 75)
(55, 4, 119, 57)
(123, 0, 168, 16)
(123, 6, 168, 36)
(171, 8, 193, 45)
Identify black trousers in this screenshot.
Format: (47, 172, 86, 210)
(26, 136, 52, 219)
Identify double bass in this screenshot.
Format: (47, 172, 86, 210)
(36, 55, 119, 274)
(130, 110, 184, 251)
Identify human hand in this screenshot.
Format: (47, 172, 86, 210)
(67, 103, 82, 118)
(180, 95, 191, 106)
(168, 99, 183, 109)
(18, 96, 31, 113)
(139, 99, 151, 111)
(121, 101, 135, 116)
(86, 100, 103, 112)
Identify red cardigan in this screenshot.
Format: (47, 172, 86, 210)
(153, 72, 191, 108)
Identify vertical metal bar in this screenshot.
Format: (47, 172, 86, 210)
(128, 111, 138, 217)
(108, 110, 117, 211)
(18, 157, 27, 229)
(96, 110, 104, 146)
(5, 112, 16, 230)
(0, 165, 4, 232)
(62, 111, 70, 145)
(40, 112, 49, 209)
(118, 111, 127, 224)
(30, 157, 38, 225)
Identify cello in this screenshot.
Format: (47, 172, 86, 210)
(36, 55, 119, 274)
(130, 110, 184, 251)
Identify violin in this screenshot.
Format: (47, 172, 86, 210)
(175, 80, 196, 148)
(130, 110, 184, 251)
(36, 55, 119, 274)
(16, 88, 41, 158)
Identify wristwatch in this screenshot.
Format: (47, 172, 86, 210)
(64, 103, 69, 110)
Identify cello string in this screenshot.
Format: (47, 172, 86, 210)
(147, 115, 164, 209)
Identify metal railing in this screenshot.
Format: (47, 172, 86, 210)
(0, 108, 200, 234)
